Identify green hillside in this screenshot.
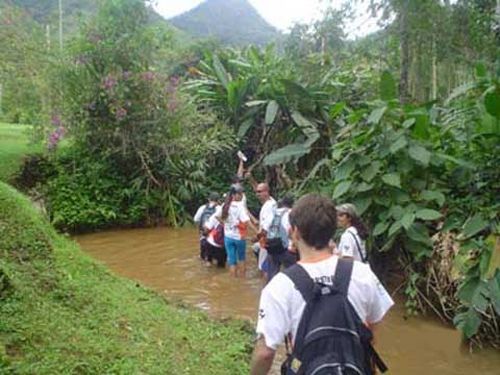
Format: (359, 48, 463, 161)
(0, 182, 252, 373)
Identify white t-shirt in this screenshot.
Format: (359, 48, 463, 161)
(194, 203, 218, 240)
(281, 209, 291, 233)
(259, 198, 277, 232)
(255, 255, 394, 350)
(193, 203, 217, 223)
(338, 226, 367, 262)
(215, 202, 250, 240)
(204, 209, 223, 248)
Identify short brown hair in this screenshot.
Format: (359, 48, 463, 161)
(289, 194, 336, 249)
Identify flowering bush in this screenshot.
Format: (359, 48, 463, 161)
(49, 0, 233, 228)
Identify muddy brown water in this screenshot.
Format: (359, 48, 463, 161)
(75, 227, 500, 374)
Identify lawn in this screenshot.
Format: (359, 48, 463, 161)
(0, 122, 42, 182)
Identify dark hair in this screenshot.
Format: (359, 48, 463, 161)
(221, 184, 243, 220)
(221, 193, 233, 221)
(289, 194, 336, 249)
(350, 215, 369, 240)
(278, 193, 294, 208)
(208, 192, 220, 202)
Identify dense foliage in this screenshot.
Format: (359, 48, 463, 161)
(181, 2, 499, 346)
(2, 0, 499, 347)
(38, 0, 233, 230)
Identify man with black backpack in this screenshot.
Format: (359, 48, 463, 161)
(193, 192, 220, 263)
(250, 194, 393, 375)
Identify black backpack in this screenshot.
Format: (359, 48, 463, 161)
(199, 204, 216, 231)
(281, 259, 387, 375)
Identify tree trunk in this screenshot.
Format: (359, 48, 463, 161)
(46, 24, 51, 51)
(399, 0, 410, 104)
(432, 35, 437, 100)
(321, 35, 327, 66)
(58, 0, 63, 51)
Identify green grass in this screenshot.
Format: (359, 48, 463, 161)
(0, 182, 253, 374)
(0, 123, 42, 182)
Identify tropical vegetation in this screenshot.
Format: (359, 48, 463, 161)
(1, 0, 498, 351)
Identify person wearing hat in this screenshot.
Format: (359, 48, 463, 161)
(336, 203, 369, 263)
(193, 192, 221, 263)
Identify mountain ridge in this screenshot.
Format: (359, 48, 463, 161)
(169, 0, 279, 46)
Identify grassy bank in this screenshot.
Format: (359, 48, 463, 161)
(0, 182, 252, 374)
(0, 123, 42, 182)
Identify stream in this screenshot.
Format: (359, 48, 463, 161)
(75, 226, 500, 374)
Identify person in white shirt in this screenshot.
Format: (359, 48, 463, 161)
(266, 194, 297, 280)
(219, 184, 258, 277)
(336, 203, 369, 263)
(203, 207, 226, 268)
(254, 183, 277, 277)
(250, 194, 393, 375)
(193, 192, 220, 263)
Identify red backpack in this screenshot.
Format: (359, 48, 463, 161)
(212, 223, 224, 247)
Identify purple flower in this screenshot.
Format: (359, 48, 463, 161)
(141, 71, 155, 81)
(102, 74, 117, 91)
(51, 114, 62, 127)
(47, 126, 66, 151)
(115, 107, 127, 121)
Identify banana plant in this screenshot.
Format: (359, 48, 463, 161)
(184, 46, 330, 174)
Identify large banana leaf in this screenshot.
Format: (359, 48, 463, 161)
(265, 100, 279, 125)
(263, 143, 311, 166)
(291, 111, 320, 145)
(212, 54, 230, 89)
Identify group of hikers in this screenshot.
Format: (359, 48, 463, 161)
(193, 153, 394, 374)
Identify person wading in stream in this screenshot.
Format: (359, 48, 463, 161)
(251, 181, 277, 281)
(193, 192, 220, 264)
(250, 194, 393, 375)
(336, 203, 370, 264)
(217, 184, 257, 277)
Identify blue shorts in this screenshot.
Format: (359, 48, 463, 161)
(224, 237, 246, 266)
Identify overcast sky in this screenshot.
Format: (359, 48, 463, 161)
(151, 0, 381, 38)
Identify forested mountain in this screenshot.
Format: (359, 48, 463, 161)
(9, 0, 99, 23)
(169, 0, 280, 46)
(7, 0, 171, 34)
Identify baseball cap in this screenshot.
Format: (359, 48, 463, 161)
(336, 203, 358, 218)
(208, 192, 220, 202)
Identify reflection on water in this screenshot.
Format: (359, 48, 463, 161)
(76, 226, 500, 375)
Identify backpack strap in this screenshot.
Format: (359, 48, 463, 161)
(334, 259, 387, 373)
(347, 230, 367, 263)
(282, 264, 315, 303)
(283, 264, 317, 359)
(332, 258, 354, 296)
